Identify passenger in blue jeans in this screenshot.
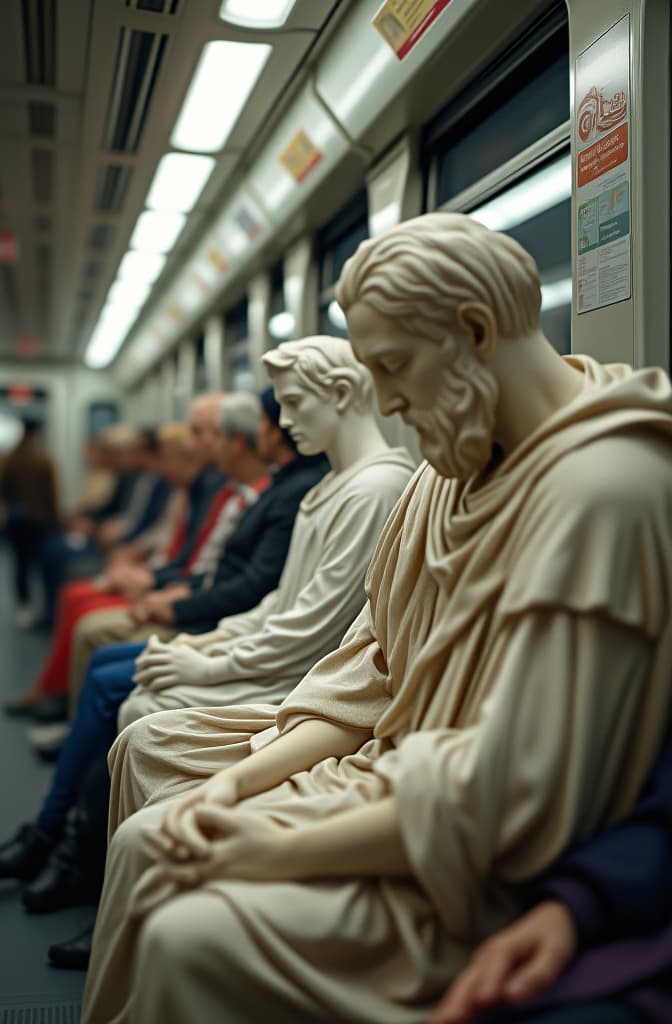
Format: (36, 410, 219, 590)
(0, 641, 143, 908)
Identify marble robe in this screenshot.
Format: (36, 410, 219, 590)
(119, 447, 415, 726)
(83, 357, 672, 1024)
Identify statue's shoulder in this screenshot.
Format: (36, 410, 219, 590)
(544, 430, 672, 515)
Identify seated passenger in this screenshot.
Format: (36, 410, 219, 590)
(121, 335, 414, 726)
(82, 213, 672, 1024)
(433, 734, 672, 1024)
(0, 388, 325, 896)
(5, 397, 228, 718)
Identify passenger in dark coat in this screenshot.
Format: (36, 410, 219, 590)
(0, 418, 59, 621)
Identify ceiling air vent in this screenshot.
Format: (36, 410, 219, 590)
(34, 213, 52, 233)
(93, 164, 133, 213)
(0, 265, 20, 320)
(35, 242, 51, 326)
(126, 0, 180, 12)
(87, 224, 116, 251)
(82, 259, 103, 281)
(22, 0, 57, 86)
(28, 101, 56, 137)
(31, 148, 55, 204)
(104, 28, 168, 152)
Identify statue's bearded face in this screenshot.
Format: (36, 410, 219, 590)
(347, 303, 498, 480)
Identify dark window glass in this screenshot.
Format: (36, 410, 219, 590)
(226, 298, 249, 344)
(435, 54, 569, 204)
(270, 261, 285, 317)
(194, 332, 208, 393)
(86, 401, 119, 436)
(317, 189, 369, 291)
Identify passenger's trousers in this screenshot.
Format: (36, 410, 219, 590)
(69, 607, 176, 704)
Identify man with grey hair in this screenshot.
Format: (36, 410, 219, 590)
(83, 213, 672, 1024)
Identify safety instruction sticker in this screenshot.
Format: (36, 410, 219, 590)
(575, 15, 631, 314)
(372, 0, 453, 60)
(279, 129, 323, 183)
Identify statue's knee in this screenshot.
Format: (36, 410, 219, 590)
(117, 694, 141, 732)
(139, 894, 238, 974)
(108, 812, 148, 869)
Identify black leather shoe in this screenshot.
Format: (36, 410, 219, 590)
(0, 824, 58, 881)
(22, 842, 102, 914)
(32, 694, 69, 724)
(48, 925, 93, 970)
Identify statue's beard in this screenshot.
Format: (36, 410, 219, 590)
(413, 345, 499, 481)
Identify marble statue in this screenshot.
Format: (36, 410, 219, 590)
(118, 334, 414, 727)
(82, 212, 672, 1024)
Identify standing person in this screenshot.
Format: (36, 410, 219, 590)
(0, 417, 59, 626)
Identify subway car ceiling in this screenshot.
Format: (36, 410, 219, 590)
(0, 0, 569, 386)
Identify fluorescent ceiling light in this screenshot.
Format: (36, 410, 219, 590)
(117, 250, 166, 285)
(146, 153, 215, 213)
(172, 40, 272, 153)
(327, 300, 347, 331)
(369, 201, 400, 237)
(470, 156, 571, 232)
(107, 279, 150, 309)
(85, 309, 137, 369)
(541, 277, 572, 311)
(219, 0, 295, 28)
(268, 311, 295, 339)
(130, 210, 186, 253)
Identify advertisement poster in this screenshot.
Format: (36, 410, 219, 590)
(372, 0, 452, 60)
(575, 15, 631, 314)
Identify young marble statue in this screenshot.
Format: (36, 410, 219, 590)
(82, 212, 672, 1024)
(118, 335, 414, 730)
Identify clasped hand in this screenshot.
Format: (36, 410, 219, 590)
(142, 776, 292, 885)
(133, 638, 215, 691)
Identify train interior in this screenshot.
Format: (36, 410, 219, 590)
(0, 0, 670, 1019)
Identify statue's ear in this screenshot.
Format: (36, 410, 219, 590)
(333, 376, 353, 413)
(455, 302, 497, 364)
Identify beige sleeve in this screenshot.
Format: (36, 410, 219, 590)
(386, 610, 657, 939)
(276, 601, 392, 736)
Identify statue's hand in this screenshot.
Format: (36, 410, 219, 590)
(431, 901, 578, 1023)
(149, 771, 241, 865)
(133, 644, 214, 691)
(146, 806, 292, 885)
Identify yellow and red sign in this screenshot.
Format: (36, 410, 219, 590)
(372, 0, 452, 60)
(279, 129, 323, 183)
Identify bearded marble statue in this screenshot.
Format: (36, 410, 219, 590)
(82, 212, 672, 1024)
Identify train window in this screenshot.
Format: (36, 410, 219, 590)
(194, 332, 208, 393)
(225, 297, 253, 389)
(469, 155, 572, 355)
(317, 189, 368, 338)
(87, 401, 120, 436)
(424, 7, 569, 208)
(268, 260, 292, 344)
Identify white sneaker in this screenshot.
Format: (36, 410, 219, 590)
(15, 606, 37, 628)
(26, 721, 71, 752)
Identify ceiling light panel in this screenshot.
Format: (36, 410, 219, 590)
(117, 250, 166, 284)
(219, 0, 296, 28)
(172, 40, 272, 153)
(146, 153, 215, 213)
(129, 210, 186, 253)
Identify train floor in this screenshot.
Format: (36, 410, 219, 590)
(0, 543, 89, 1021)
